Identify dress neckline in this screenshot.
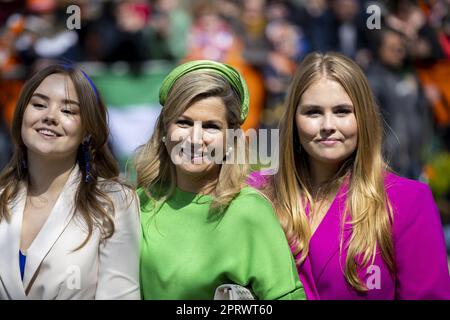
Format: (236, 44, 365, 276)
(172, 187, 213, 205)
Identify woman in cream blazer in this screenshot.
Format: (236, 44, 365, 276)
(0, 64, 140, 299)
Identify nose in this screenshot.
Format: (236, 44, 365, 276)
(42, 105, 59, 126)
(320, 113, 336, 135)
(190, 121, 204, 145)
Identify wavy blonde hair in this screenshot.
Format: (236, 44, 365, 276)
(134, 71, 249, 216)
(270, 52, 394, 292)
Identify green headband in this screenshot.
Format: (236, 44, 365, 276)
(159, 60, 250, 123)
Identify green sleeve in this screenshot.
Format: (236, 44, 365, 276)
(222, 189, 306, 300)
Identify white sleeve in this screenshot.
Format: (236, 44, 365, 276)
(95, 188, 141, 300)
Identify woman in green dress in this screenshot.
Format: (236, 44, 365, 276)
(134, 60, 305, 300)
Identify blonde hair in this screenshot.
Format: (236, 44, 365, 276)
(271, 52, 394, 292)
(134, 71, 249, 215)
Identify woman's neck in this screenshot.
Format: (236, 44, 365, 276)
(176, 169, 220, 195)
(27, 153, 76, 197)
(308, 159, 341, 197)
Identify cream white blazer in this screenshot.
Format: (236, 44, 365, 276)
(0, 165, 141, 299)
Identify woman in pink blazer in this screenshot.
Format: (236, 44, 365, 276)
(248, 52, 450, 299)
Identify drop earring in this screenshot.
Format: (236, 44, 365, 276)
(20, 156, 27, 176)
(21, 158, 27, 170)
(82, 136, 92, 183)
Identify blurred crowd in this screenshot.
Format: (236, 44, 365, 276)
(1, 0, 450, 234)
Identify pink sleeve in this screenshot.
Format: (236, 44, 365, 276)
(246, 171, 269, 190)
(393, 183, 450, 299)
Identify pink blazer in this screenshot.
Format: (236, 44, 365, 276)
(248, 171, 450, 299)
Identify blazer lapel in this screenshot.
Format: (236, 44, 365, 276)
(0, 185, 28, 299)
(23, 165, 80, 291)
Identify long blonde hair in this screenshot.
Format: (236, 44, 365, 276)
(134, 71, 248, 215)
(272, 52, 394, 292)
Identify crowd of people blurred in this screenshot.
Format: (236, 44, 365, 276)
(1, 0, 450, 249)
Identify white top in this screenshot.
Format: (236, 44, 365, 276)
(0, 165, 141, 299)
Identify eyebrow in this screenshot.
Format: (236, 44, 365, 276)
(299, 104, 353, 109)
(31, 93, 80, 106)
(178, 115, 224, 126)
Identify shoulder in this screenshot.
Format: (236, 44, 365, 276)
(233, 186, 273, 205)
(384, 172, 438, 231)
(225, 186, 277, 224)
(384, 172, 433, 203)
(136, 187, 155, 211)
(97, 179, 139, 212)
(136, 187, 147, 204)
(221, 187, 288, 242)
(98, 179, 136, 199)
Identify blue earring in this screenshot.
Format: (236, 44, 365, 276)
(82, 136, 92, 183)
(20, 157, 27, 177)
(21, 158, 27, 170)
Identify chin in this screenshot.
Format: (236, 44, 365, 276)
(26, 144, 57, 156)
(319, 157, 346, 165)
(26, 144, 77, 160)
(178, 163, 215, 175)
(313, 151, 351, 165)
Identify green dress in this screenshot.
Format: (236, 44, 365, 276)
(138, 186, 306, 300)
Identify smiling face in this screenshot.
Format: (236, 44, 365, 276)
(295, 77, 358, 167)
(21, 73, 84, 162)
(165, 96, 228, 181)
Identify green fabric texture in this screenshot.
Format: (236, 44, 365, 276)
(138, 186, 306, 300)
(158, 60, 250, 123)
